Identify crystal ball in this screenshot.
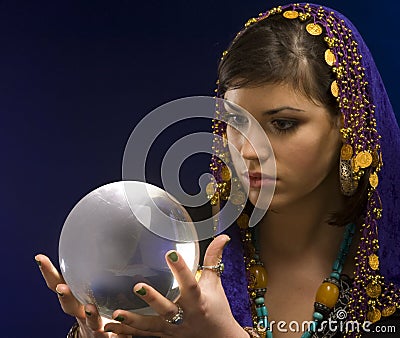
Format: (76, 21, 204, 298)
(59, 181, 199, 318)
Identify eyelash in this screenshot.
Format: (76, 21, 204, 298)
(270, 119, 298, 134)
(226, 114, 248, 129)
(226, 114, 299, 135)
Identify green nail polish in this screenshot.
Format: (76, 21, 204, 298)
(168, 251, 178, 262)
(136, 287, 146, 296)
(114, 315, 125, 322)
(35, 259, 41, 267)
(85, 310, 92, 317)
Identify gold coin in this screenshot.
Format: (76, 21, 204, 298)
(368, 253, 380, 270)
(331, 80, 339, 97)
(371, 150, 379, 167)
(237, 213, 250, 229)
(341, 144, 353, 160)
(355, 151, 373, 168)
(366, 283, 382, 298)
(367, 308, 382, 323)
(369, 172, 379, 189)
(306, 23, 323, 35)
(221, 165, 231, 181)
(206, 182, 216, 197)
(283, 10, 299, 19)
(352, 158, 360, 173)
(325, 49, 336, 66)
(230, 190, 246, 205)
(382, 305, 397, 317)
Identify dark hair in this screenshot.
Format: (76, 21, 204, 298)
(218, 14, 368, 226)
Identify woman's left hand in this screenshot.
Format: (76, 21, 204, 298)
(103, 234, 248, 338)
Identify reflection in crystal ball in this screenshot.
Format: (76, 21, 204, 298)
(59, 181, 199, 318)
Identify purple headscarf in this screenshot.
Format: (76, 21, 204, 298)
(219, 2, 400, 328)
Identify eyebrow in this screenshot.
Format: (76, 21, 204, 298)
(262, 106, 305, 115)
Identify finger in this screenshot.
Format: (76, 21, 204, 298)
(202, 234, 230, 267)
(105, 311, 167, 336)
(35, 254, 65, 291)
(199, 235, 230, 283)
(164, 249, 201, 306)
(83, 304, 102, 331)
(55, 283, 85, 319)
(133, 283, 178, 321)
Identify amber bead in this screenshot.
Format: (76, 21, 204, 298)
(248, 265, 268, 289)
(315, 282, 340, 308)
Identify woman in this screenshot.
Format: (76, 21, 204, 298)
(36, 3, 400, 337)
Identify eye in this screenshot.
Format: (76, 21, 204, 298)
(227, 114, 249, 129)
(271, 119, 298, 133)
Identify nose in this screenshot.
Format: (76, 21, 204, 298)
(240, 136, 258, 160)
(240, 132, 270, 162)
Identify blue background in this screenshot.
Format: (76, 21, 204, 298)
(1, 0, 398, 337)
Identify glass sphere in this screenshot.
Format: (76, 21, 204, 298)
(59, 181, 199, 318)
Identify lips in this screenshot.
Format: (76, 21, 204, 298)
(243, 171, 276, 188)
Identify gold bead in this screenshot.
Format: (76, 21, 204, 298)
(237, 213, 249, 229)
(315, 282, 340, 308)
(248, 264, 268, 289)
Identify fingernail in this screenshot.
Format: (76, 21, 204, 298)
(223, 237, 231, 249)
(114, 315, 125, 322)
(135, 287, 146, 296)
(55, 286, 64, 297)
(35, 259, 41, 267)
(85, 310, 92, 317)
(168, 251, 178, 263)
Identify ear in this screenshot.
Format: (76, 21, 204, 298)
(333, 113, 342, 129)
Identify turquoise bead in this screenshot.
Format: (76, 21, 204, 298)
(266, 330, 273, 338)
(301, 331, 312, 338)
(261, 306, 268, 316)
(313, 311, 324, 321)
(309, 320, 317, 332)
(256, 307, 263, 317)
(255, 297, 265, 305)
(333, 259, 341, 271)
(330, 271, 340, 280)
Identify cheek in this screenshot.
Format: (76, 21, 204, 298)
(275, 129, 340, 177)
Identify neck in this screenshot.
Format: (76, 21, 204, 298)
(259, 170, 348, 269)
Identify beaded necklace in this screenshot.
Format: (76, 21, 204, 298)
(237, 212, 355, 338)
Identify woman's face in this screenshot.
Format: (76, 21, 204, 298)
(224, 83, 342, 210)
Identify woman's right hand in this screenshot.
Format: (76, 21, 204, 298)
(35, 254, 131, 338)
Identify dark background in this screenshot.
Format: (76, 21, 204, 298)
(1, 0, 398, 336)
